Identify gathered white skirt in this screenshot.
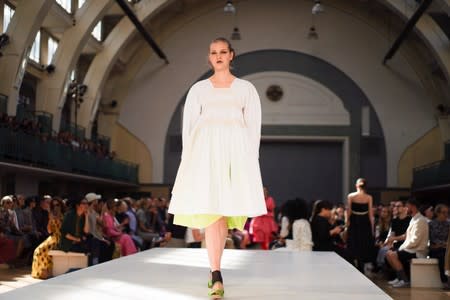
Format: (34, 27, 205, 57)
(169, 121, 267, 218)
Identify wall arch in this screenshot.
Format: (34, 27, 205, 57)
(164, 49, 387, 193)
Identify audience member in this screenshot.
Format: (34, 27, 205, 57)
(123, 198, 144, 250)
(429, 204, 449, 283)
(420, 204, 434, 221)
(31, 197, 64, 279)
(385, 200, 411, 250)
(59, 196, 90, 253)
(275, 198, 312, 251)
(0, 196, 24, 264)
(311, 200, 346, 259)
(249, 187, 278, 250)
(386, 198, 429, 288)
(185, 227, 204, 248)
(85, 193, 114, 265)
(136, 198, 160, 249)
(165, 213, 187, 248)
(102, 199, 137, 256)
(32, 196, 51, 243)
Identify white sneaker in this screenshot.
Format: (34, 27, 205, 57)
(392, 280, 410, 288)
(388, 278, 399, 285)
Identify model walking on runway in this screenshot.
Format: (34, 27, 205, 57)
(168, 37, 267, 298)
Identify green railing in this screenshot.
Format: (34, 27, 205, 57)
(35, 111, 53, 135)
(16, 104, 35, 122)
(0, 94, 7, 114)
(413, 160, 450, 189)
(445, 140, 450, 160)
(60, 121, 85, 140)
(92, 133, 111, 150)
(0, 127, 138, 184)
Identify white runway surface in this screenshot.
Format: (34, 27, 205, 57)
(0, 248, 392, 300)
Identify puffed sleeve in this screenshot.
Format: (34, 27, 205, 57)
(182, 84, 202, 157)
(243, 82, 262, 158)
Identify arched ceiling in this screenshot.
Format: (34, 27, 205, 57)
(0, 0, 448, 135)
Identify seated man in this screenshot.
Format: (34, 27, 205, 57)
(386, 198, 429, 287)
(310, 200, 346, 259)
(376, 200, 411, 269)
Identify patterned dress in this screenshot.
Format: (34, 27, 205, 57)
(31, 216, 62, 279)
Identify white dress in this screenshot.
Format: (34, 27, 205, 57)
(168, 78, 267, 223)
(276, 217, 313, 251)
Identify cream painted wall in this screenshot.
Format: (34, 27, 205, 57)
(245, 72, 350, 126)
(118, 0, 436, 185)
(111, 123, 153, 183)
(398, 127, 443, 187)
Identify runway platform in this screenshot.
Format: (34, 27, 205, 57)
(0, 248, 392, 300)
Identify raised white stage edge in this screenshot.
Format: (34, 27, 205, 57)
(0, 248, 392, 300)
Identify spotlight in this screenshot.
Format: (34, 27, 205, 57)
(312, 0, 324, 15)
(307, 26, 318, 39)
(0, 34, 9, 49)
(231, 27, 241, 40)
(224, 1, 236, 14)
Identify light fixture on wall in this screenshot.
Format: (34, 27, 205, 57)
(307, 26, 318, 39)
(231, 27, 241, 40)
(224, 1, 236, 14)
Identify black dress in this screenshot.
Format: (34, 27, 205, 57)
(347, 202, 374, 263)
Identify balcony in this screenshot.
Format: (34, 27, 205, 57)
(0, 127, 138, 184)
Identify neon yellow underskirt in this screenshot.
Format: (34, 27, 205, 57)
(174, 214, 247, 230)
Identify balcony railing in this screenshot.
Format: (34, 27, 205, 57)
(0, 127, 138, 184)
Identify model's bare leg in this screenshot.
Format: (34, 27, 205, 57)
(205, 216, 228, 292)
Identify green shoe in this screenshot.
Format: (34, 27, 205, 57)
(208, 286, 224, 299)
(208, 270, 224, 299)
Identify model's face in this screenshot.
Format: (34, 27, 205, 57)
(209, 41, 233, 72)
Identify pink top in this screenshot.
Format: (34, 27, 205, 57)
(103, 212, 121, 238)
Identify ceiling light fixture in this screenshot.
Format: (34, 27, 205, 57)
(224, 1, 236, 14)
(231, 27, 241, 40)
(312, 0, 324, 15)
(307, 26, 318, 39)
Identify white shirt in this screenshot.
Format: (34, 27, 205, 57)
(185, 228, 204, 244)
(277, 218, 313, 251)
(399, 212, 429, 258)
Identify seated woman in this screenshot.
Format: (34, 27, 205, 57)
(0, 225, 16, 266)
(275, 198, 313, 251)
(59, 196, 90, 253)
(429, 204, 449, 283)
(102, 199, 137, 256)
(31, 197, 64, 279)
(0, 196, 25, 264)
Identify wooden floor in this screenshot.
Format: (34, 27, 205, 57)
(0, 257, 449, 300)
(0, 264, 41, 294)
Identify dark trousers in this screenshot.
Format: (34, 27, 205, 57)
(397, 250, 417, 280)
(429, 248, 447, 283)
(89, 237, 115, 265)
